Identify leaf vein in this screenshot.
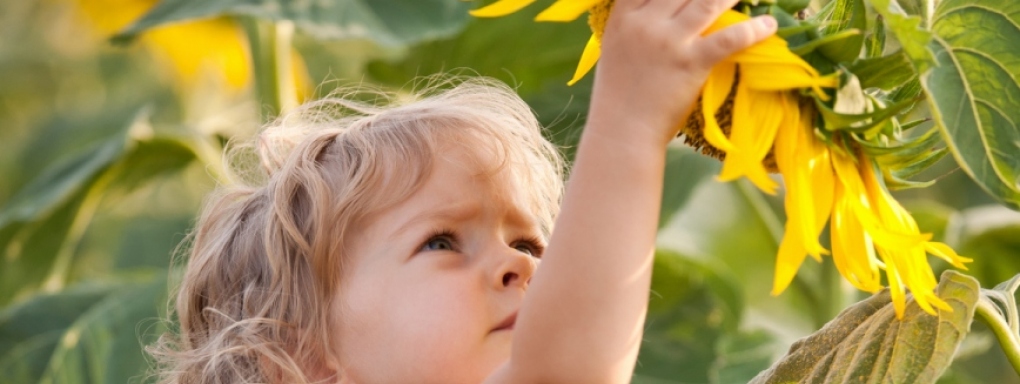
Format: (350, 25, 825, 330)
(934, 4, 1020, 32)
(951, 46, 1020, 96)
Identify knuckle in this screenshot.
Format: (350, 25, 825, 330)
(696, 0, 719, 14)
(718, 28, 753, 52)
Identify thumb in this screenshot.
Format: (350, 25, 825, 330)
(698, 15, 777, 64)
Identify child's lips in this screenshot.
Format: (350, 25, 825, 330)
(493, 312, 517, 332)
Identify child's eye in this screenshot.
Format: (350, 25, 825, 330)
(512, 238, 545, 258)
(419, 230, 458, 253)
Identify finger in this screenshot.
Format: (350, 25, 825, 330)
(614, 0, 651, 12)
(696, 15, 776, 64)
(672, 0, 740, 36)
(640, 0, 693, 15)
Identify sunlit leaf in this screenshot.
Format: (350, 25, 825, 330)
(750, 271, 980, 384)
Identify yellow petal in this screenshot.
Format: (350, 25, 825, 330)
(536, 0, 602, 21)
(773, 219, 809, 296)
(469, 0, 538, 17)
(741, 64, 839, 95)
(831, 151, 929, 249)
(700, 63, 737, 152)
(719, 88, 780, 194)
(568, 34, 601, 86)
(883, 251, 908, 319)
(925, 242, 973, 269)
(831, 182, 883, 292)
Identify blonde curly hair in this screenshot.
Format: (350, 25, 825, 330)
(148, 77, 565, 383)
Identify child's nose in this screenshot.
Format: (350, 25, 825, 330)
(492, 249, 538, 290)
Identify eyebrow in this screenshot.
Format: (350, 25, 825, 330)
(389, 200, 539, 239)
(390, 201, 478, 239)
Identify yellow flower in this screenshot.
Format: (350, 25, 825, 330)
(470, 1, 972, 318)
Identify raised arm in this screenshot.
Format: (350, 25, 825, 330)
(487, 0, 777, 382)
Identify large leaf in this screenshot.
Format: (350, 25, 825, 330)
(632, 249, 750, 383)
(0, 283, 122, 383)
(750, 271, 980, 384)
(0, 115, 198, 305)
(114, 0, 471, 47)
(36, 276, 169, 384)
(921, 0, 1020, 210)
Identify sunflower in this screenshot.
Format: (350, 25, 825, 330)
(471, 0, 971, 318)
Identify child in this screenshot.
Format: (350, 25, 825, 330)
(151, 0, 777, 382)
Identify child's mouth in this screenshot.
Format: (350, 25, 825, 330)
(493, 312, 517, 332)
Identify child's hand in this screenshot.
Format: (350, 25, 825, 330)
(589, 0, 776, 148)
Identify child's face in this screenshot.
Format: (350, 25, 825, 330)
(332, 144, 544, 383)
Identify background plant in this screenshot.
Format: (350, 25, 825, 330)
(0, 0, 1018, 383)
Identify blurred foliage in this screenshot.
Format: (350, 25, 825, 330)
(0, 0, 1018, 383)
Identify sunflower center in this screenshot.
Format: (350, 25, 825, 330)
(588, 0, 614, 40)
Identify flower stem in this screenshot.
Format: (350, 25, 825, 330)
(241, 17, 297, 123)
(975, 299, 1020, 378)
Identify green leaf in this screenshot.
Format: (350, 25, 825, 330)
(750, 270, 981, 384)
(711, 330, 778, 384)
(817, 0, 866, 63)
(922, 0, 1020, 210)
(38, 276, 169, 384)
(366, 4, 592, 99)
(865, 14, 887, 58)
(848, 50, 917, 90)
(0, 113, 198, 305)
(633, 249, 746, 382)
(866, 0, 936, 72)
(776, 0, 811, 14)
(0, 283, 122, 383)
(113, 0, 471, 47)
(0, 139, 125, 229)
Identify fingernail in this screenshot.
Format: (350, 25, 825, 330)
(758, 16, 777, 33)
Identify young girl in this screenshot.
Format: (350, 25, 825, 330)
(152, 0, 777, 382)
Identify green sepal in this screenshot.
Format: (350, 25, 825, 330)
(817, 0, 866, 63)
(815, 94, 919, 132)
(776, 0, 811, 14)
(882, 168, 938, 190)
(790, 29, 862, 57)
(778, 23, 817, 38)
(847, 50, 916, 91)
(855, 126, 941, 157)
(885, 147, 950, 180)
(864, 15, 886, 58)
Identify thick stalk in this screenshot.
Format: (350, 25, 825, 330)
(975, 299, 1020, 378)
(241, 17, 297, 123)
